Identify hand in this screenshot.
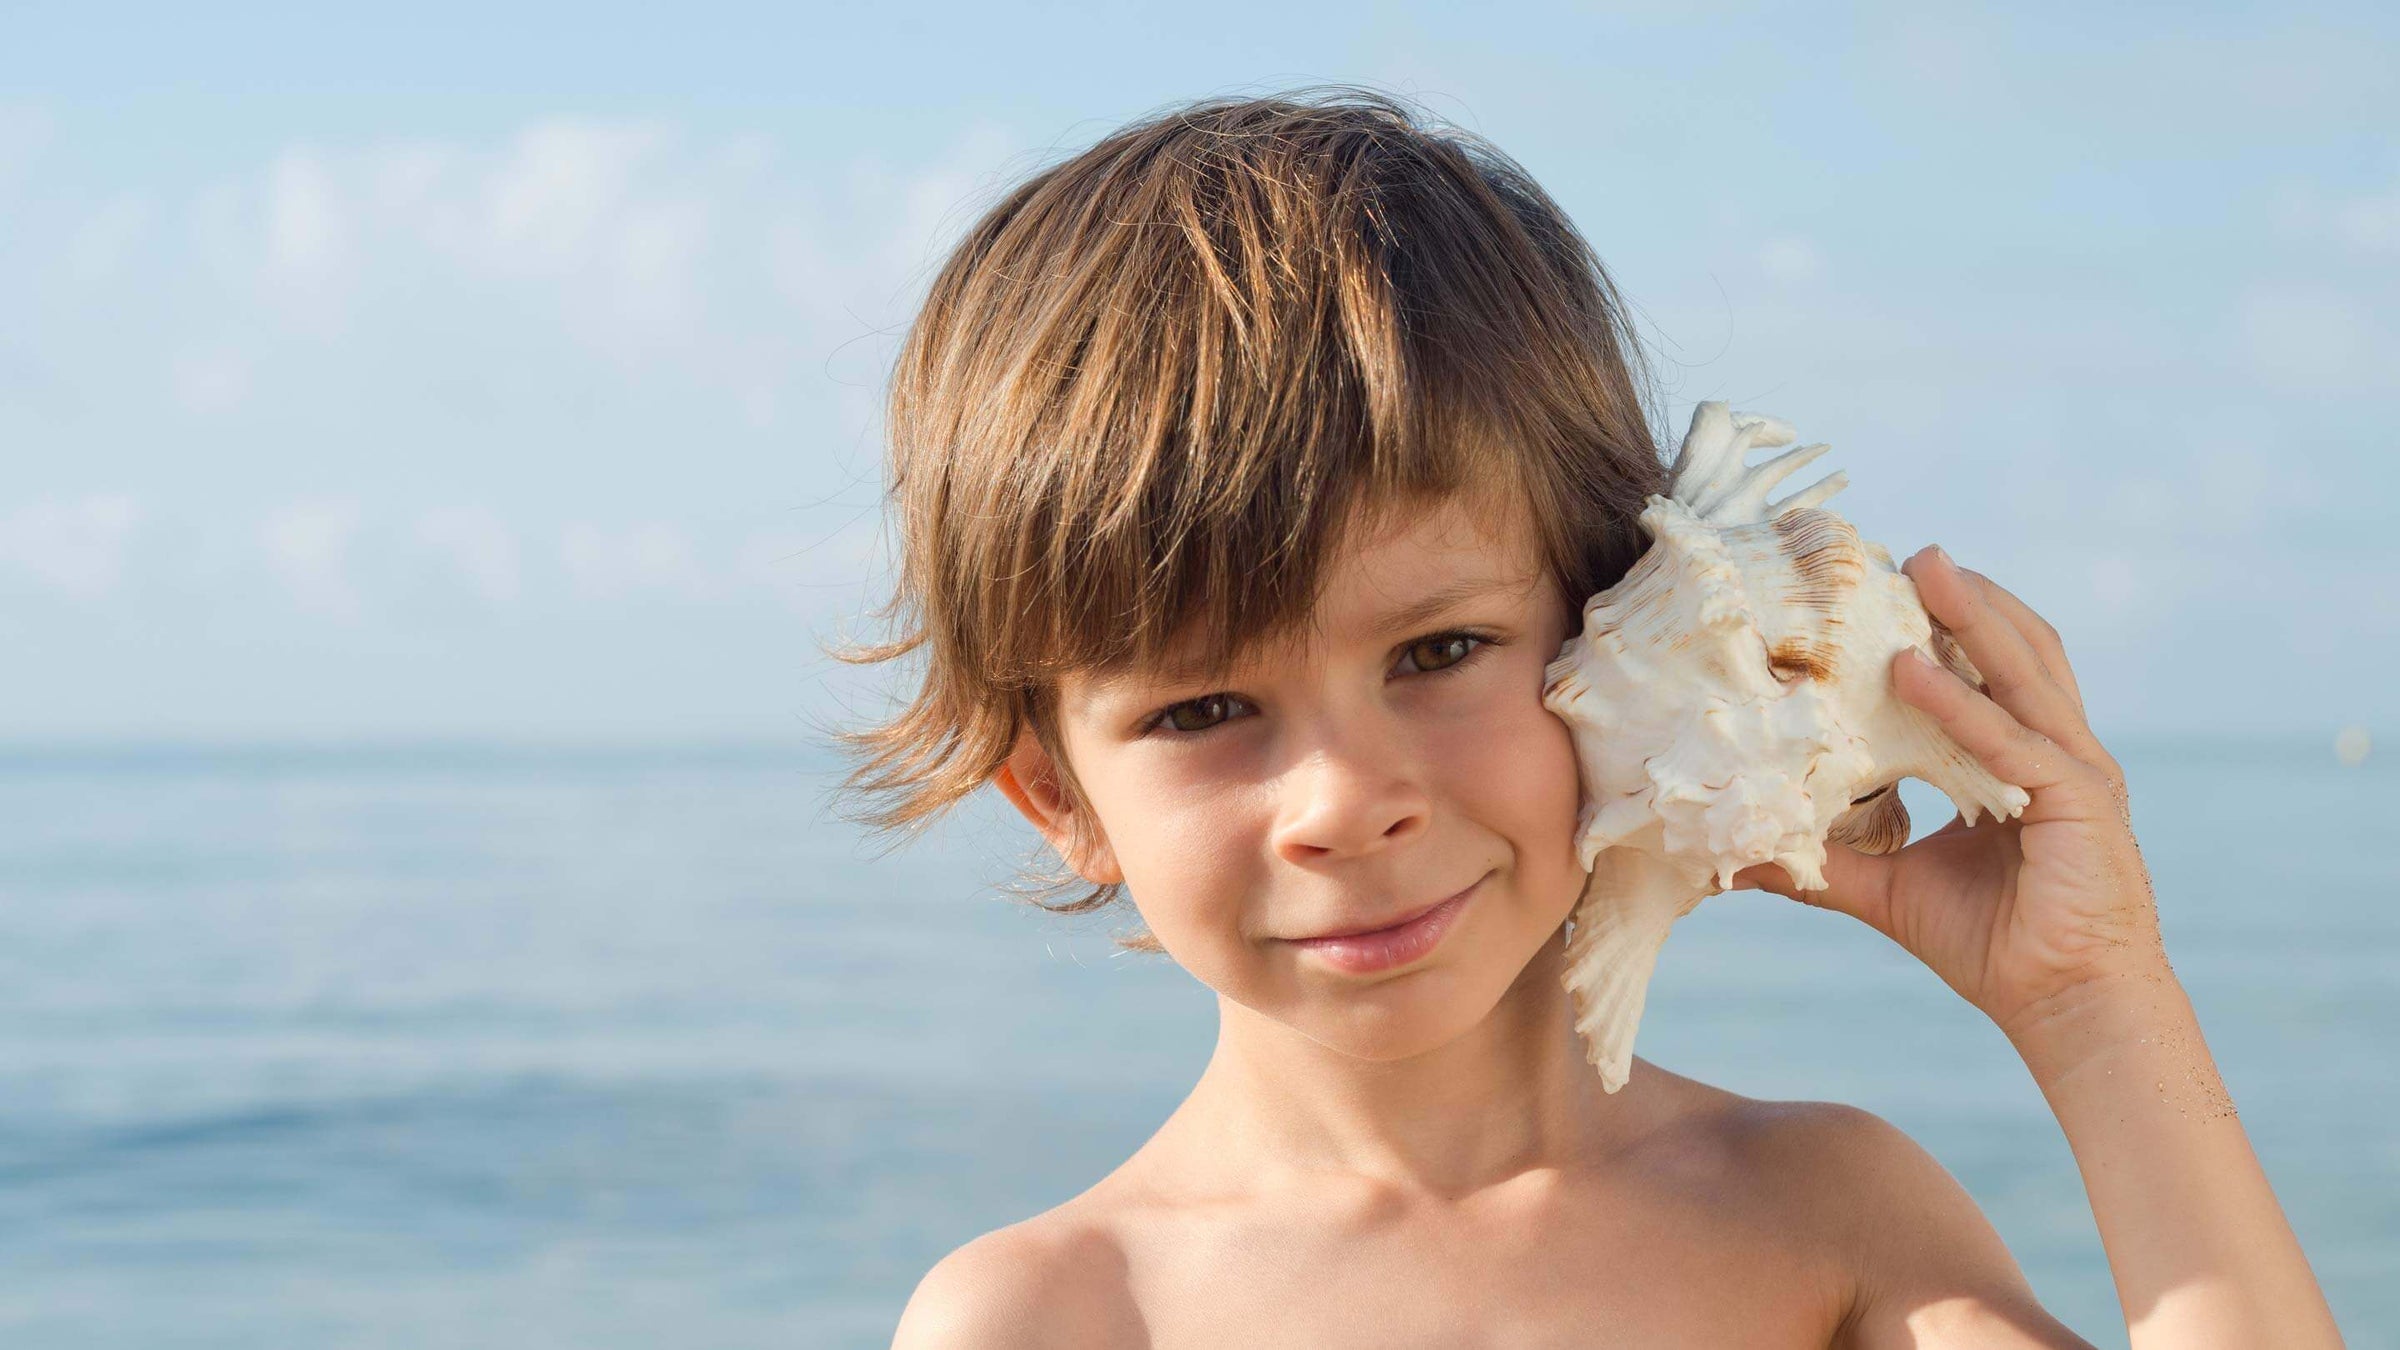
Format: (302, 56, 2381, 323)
(1732, 546, 2171, 1040)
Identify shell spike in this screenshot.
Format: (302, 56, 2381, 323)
(1562, 851, 1692, 1094)
(1669, 403, 1840, 525)
(1729, 411, 1799, 446)
(1767, 470, 1849, 517)
(1668, 404, 1799, 511)
(1698, 440, 1834, 521)
(1664, 400, 1738, 486)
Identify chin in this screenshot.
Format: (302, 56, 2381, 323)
(1284, 963, 1523, 1062)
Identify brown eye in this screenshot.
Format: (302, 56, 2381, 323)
(1163, 693, 1241, 733)
(1402, 634, 1477, 674)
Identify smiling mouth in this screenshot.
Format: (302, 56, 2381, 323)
(1281, 873, 1489, 975)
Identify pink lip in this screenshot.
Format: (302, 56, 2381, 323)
(1284, 874, 1487, 975)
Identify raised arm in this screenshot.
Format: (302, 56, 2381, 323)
(2003, 966, 2342, 1347)
(1735, 546, 2344, 1349)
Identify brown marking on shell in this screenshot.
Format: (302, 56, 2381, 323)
(1767, 635, 1838, 683)
(1768, 508, 1868, 612)
(1756, 509, 1868, 683)
(1825, 782, 1912, 856)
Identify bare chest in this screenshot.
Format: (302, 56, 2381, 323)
(1109, 1191, 1850, 1350)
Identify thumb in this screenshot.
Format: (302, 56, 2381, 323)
(1731, 844, 1897, 937)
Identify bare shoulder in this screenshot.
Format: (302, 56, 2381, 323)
(890, 1202, 1144, 1350)
(1707, 1093, 2096, 1350)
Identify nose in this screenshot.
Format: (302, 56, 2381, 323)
(1268, 716, 1432, 865)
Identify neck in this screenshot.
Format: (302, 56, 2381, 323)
(1168, 925, 1633, 1199)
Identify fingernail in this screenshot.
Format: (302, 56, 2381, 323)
(1932, 544, 1953, 567)
(1904, 647, 1936, 669)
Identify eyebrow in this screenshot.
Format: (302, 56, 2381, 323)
(1361, 575, 1524, 639)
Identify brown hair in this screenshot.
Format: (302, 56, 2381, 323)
(833, 86, 1668, 945)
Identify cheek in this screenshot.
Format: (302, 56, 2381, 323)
(1087, 770, 1264, 953)
(1435, 668, 1587, 870)
(1430, 672, 1584, 831)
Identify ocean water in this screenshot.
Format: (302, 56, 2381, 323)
(0, 740, 2390, 1348)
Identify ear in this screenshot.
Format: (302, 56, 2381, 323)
(990, 728, 1124, 886)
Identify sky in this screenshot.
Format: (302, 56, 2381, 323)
(3, 0, 2395, 744)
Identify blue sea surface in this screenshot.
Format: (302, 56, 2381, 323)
(0, 741, 2390, 1347)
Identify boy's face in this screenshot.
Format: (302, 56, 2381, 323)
(1002, 490, 1592, 1062)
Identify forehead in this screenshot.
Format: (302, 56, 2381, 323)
(1080, 487, 1550, 693)
(1319, 488, 1546, 621)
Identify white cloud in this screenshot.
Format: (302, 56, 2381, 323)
(482, 121, 665, 265)
(416, 506, 522, 605)
(393, 118, 716, 351)
(133, 120, 740, 369)
(2131, 27, 2397, 124)
(0, 496, 143, 597)
(81, 117, 1023, 429)
(262, 147, 349, 328)
(2265, 177, 2400, 256)
(367, 141, 455, 215)
(2190, 442, 2328, 537)
(66, 194, 152, 283)
(2331, 186, 2400, 255)
(711, 133, 773, 178)
(733, 517, 888, 604)
(169, 346, 253, 413)
(597, 193, 710, 337)
(764, 217, 834, 316)
(0, 104, 52, 195)
(559, 520, 708, 598)
(267, 147, 344, 278)
(187, 178, 250, 280)
(345, 119, 714, 358)
(771, 120, 1023, 333)
(1757, 236, 1825, 285)
(262, 499, 364, 619)
(874, 121, 1019, 304)
(2237, 283, 2383, 389)
(2089, 554, 2140, 614)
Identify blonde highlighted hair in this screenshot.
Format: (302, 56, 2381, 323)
(834, 87, 1669, 941)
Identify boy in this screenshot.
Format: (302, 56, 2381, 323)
(844, 89, 2344, 1347)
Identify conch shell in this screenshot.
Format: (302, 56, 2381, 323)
(1541, 402, 2030, 1092)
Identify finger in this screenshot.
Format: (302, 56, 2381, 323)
(1948, 563, 2118, 780)
(1957, 567, 2084, 714)
(1892, 646, 2096, 800)
(1903, 547, 2089, 759)
(1731, 843, 1898, 941)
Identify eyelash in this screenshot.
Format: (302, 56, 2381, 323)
(1136, 630, 1502, 738)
